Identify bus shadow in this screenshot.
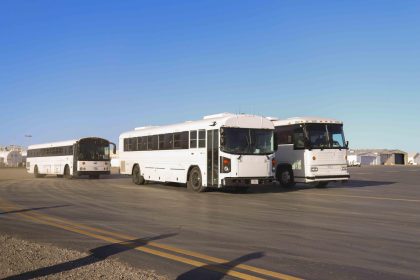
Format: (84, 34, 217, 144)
(327, 180, 396, 188)
(221, 180, 396, 194)
(176, 251, 265, 280)
(3, 233, 177, 280)
(134, 179, 396, 194)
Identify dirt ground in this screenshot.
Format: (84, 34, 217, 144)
(0, 234, 167, 279)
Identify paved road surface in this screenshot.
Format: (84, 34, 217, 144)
(1, 166, 419, 279)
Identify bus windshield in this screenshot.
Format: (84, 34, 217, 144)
(221, 128, 274, 155)
(78, 138, 110, 161)
(305, 124, 346, 149)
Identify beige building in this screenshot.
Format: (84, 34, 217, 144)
(350, 149, 408, 165)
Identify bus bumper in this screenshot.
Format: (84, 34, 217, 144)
(304, 175, 350, 183)
(222, 177, 274, 186)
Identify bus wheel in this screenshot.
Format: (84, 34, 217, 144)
(277, 167, 295, 188)
(34, 165, 43, 178)
(314, 182, 328, 188)
(187, 167, 205, 192)
(132, 165, 145, 185)
(64, 165, 72, 179)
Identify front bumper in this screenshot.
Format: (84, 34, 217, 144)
(222, 177, 274, 186)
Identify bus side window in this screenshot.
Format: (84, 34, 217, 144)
(174, 131, 189, 149)
(190, 131, 197, 148)
(293, 127, 305, 149)
(198, 130, 206, 148)
(275, 126, 293, 145)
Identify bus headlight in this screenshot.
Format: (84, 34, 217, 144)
(342, 166, 348, 171)
(221, 157, 231, 173)
(311, 167, 318, 172)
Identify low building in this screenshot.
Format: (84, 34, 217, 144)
(349, 149, 408, 166)
(408, 153, 420, 165)
(0, 145, 26, 167)
(359, 152, 381, 166)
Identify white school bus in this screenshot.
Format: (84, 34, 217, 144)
(26, 137, 116, 179)
(270, 117, 350, 188)
(119, 113, 276, 192)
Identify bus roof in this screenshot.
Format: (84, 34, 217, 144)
(28, 137, 108, 150)
(120, 113, 274, 138)
(270, 116, 343, 126)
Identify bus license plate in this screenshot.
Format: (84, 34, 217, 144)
(251, 179, 259, 184)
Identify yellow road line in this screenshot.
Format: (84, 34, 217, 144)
(0, 198, 302, 280)
(27, 211, 299, 280)
(300, 192, 420, 203)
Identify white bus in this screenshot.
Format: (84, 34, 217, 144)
(26, 137, 116, 179)
(119, 113, 276, 192)
(271, 117, 350, 188)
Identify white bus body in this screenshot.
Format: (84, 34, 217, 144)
(271, 117, 350, 188)
(26, 137, 116, 179)
(119, 113, 276, 192)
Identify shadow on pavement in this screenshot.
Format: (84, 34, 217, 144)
(3, 233, 177, 280)
(176, 251, 265, 280)
(116, 178, 396, 194)
(220, 179, 396, 194)
(328, 180, 396, 188)
(0, 204, 71, 215)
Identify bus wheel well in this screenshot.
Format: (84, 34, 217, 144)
(187, 165, 199, 181)
(276, 164, 295, 186)
(132, 164, 139, 175)
(276, 163, 293, 172)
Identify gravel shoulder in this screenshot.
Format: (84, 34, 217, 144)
(0, 234, 168, 279)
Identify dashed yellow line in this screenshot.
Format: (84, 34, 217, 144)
(0, 198, 302, 280)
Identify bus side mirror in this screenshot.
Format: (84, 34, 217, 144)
(345, 141, 349, 149)
(111, 142, 117, 154)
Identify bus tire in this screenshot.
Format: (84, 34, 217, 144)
(34, 165, 44, 178)
(187, 167, 205, 192)
(132, 165, 145, 185)
(315, 182, 328, 188)
(276, 166, 295, 188)
(64, 165, 72, 179)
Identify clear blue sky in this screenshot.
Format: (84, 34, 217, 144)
(1, 0, 419, 151)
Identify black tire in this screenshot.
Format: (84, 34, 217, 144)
(132, 165, 145, 185)
(276, 166, 295, 188)
(64, 165, 72, 179)
(315, 181, 329, 188)
(187, 167, 205, 192)
(89, 174, 100, 179)
(34, 165, 43, 178)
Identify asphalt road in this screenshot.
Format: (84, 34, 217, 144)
(1, 166, 420, 280)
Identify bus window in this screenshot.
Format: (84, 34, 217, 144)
(198, 130, 206, 148)
(174, 132, 189, 149)
(190, 131, 197, 148)
(293, 126, 305, 149)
